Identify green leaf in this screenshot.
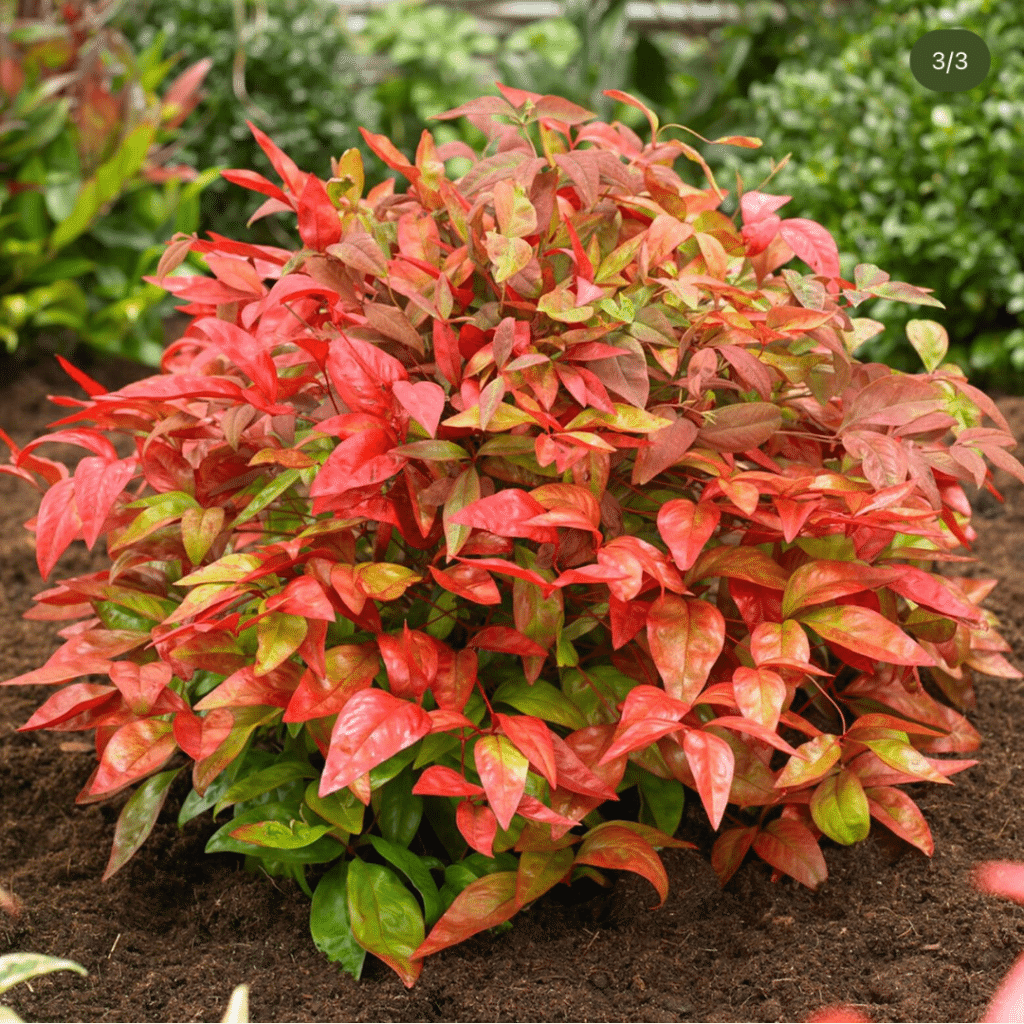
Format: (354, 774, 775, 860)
(809, 769, 870, 845)
(255, 612, 307, 675)
(229, 819, 333, 849)
(638, 770, 685, 837)
(493, 677, 588, 730)
(215, 759, 316, 816)
(231, 469, 302, 527)
(0, 953, 86, 998)
(304, 781, 364, 834)
(376, 766, 423, 848)
(206, 803, 343, 864)
(310, 862, 367, 980)
(48, 179, 100, 254)
(368, 835, 444, 926)
(393, 440, 469, 461)
(103, 768, 182, 881)
(346, 859, 424, 988)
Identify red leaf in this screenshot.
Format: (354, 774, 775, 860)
(455, 800, 498, 857)
(358, 127, 417, 178)
(412, 765, 483, 798)
(431, 647, 477, 712)
(696, 402, 782, 453)
(975, 861, 1024, 906)
(456, 557, 557, 597)
(495, 713, 557, 789)
(711, 826, 758, 886)
(646, 595, 725, 704)
(414, 871, 519, 959)
(682, 727, 734, 831)
(392, 380, 446, 438)
(807, 1006, 870, 1023)
(474, 734, 529, 832)
(432, 319, 462, 387)
(778, 218, 840, 278)
(574, 823, 670, 907)
(247, 120, 306, 195)
(320, 690, 431, 795)
(297, 174, 342, 250)
(172, 707, 233, 761)
(468, 626, 549, 660)
(449, 489, 557, 545)
(283, 643, 379, 722)
(732, 666, 786, 732)
(657, 498, 720, 571)
(429, 563, 501, 605)
(90, 719, 177, 796)
(798, 606, 933, 666)
(35, 478, 82, 580)
(550, 732, 619, 801)
(56, 355, 107, 396)
(751, 818, 828, 890)
(865, 786, 934, 856)
(740, 191, 791, 224)
(18, 683, 116, 731)
(220, 168, 292, 206)
(599, 685, 690, 764)
(73, 457, 135, 549)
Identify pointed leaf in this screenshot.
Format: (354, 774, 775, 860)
(346, 859, 423, 988)
(102, 768, 182, 881)
(414, 871, 519, 959)
(657, 499, 720, 571)
(474, 734, 529, 832)
(392, 381, 445, 438)
(866, 786, 934, 856)
(809, 769, 870, 845)
(516, 846, 574, 906)
(320, 690, 431, 796)
(776, 734, 841, 789)
(575, 823, 670, 907)
(455, 800, 498, 857)
(647, 595, 725, 704)
(799, 606, 933, 666)
(752, 818, 828, 890)
(683, 728, 734, 831)
(311, 862, 367, 980)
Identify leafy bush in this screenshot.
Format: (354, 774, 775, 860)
(0, 0, 217, 364)
(716, 0, 1024, 388)
(2, 86, 1020, 986)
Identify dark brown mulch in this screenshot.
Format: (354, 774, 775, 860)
(2, 352, 1024, 1024)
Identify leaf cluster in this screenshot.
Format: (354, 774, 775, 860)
(2, 84, 1021, 986)
(0, 0, 217, 363)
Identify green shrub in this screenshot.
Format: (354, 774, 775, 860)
(0, 0, 217, 365)
(716, 0, 1024, 388)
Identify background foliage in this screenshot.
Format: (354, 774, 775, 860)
(0, 0, 215, 365)
(716, 0, 1024, 388)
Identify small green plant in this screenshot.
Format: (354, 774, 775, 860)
(0, 953, 86, 1023)
(0, 0, 216, 364)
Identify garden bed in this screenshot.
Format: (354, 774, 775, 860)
(2, 353, 1023, 1024)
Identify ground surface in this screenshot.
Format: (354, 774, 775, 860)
(2, 353, 1024, 1024)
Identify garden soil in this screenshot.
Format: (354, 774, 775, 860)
(2, 352, 1024, 1024)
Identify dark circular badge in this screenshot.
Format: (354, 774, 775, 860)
(910, 29, 991, 92)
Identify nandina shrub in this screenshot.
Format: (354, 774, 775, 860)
(2, 85, 1022, 986)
